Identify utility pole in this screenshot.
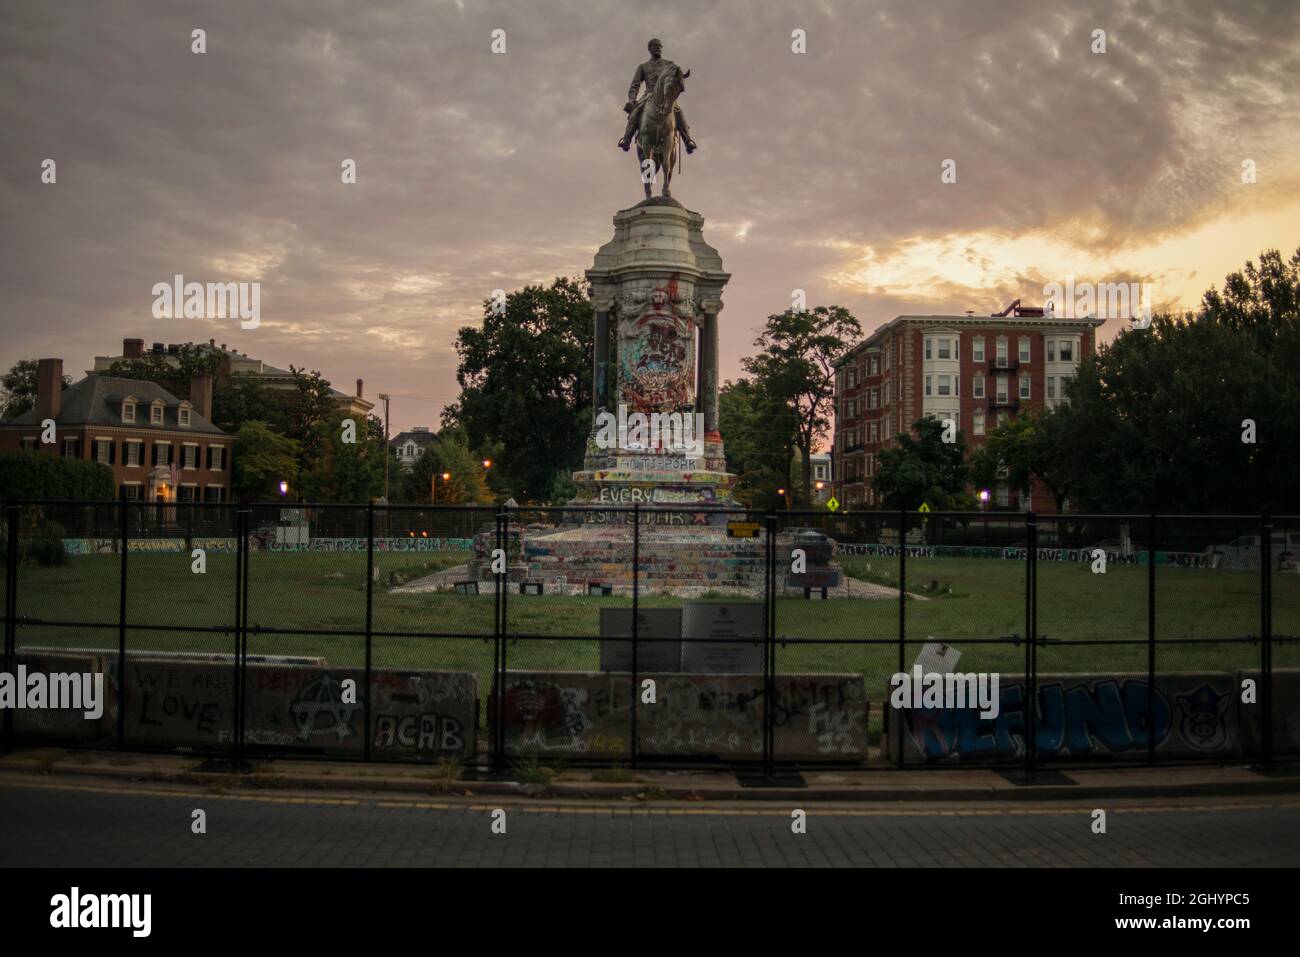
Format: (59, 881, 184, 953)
(378, 393, 391, 502)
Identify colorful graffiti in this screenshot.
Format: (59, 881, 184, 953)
(894, 672, 1239, 761)
(496, 672, 868, 759)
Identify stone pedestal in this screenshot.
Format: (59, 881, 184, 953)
(572, 199, 736, 514)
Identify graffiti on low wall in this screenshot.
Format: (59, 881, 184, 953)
(495, 671, 868, 759)
(11, 653, 476, 760)
(835, 542, 1222, 567)
(890, 671, 1239, 761)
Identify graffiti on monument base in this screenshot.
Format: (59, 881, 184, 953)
(895, 673, 1238, 761)
(497, 672, 868, 758)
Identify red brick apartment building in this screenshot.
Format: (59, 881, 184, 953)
(833, 302, 1103, 513)
(0, 358, 235, 502)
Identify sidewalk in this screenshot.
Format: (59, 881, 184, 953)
(2, 747, 1296, 803)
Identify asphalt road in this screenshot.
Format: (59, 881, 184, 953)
(1, 776, 1298, 867)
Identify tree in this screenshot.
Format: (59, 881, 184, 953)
(105, 344, 220, 400)
(1, 360, 71, 419)
(446, 277, 597, 502)
(718, 377, 797, 509)
(232, 421, 300, 500)
(968, 409, 1073, 512)
(0, 451, 113, 499)
(299, 414, 386, 503)
(872, 416, 974, 511)
(400, 429, 492, 504)
(742, 305, 861, 507)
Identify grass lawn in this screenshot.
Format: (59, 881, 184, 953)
(9, 550, 1298, 710)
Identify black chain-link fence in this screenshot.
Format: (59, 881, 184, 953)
(2, 500, 1295, 776)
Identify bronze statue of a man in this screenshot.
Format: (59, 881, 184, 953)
(618, 38, 697, 154)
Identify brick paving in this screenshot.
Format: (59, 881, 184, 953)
(1, 779, 1297, 867)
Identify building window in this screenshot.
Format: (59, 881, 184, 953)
(122, 483, 141, 501)
(125, 441, 141, 467)
(95, 438, 113, 464)
(21, 437, 36, 451)
(1047, 376, 1056, 400)
(179, 485, 197, 503)
(884, 345, 891, 370)
(924, 375, 932, 397)
(938, 338, 951, 359)
(1019, 375, 1031, 399)
(870, 357, 879, 375)
(869, 422, 878, 443)
(179, 406, 191, 427)
(868, 388, 877, 409)
(205, 485, 224, 503)
(996, 337, 1008, 363)
(1059, 340, 1075, 362)
(973, 336, 984, 362)
(973, 375, 985, 398)
(61, 437, 80, 458)
(182, 444, 198, 469)
(1019, 337, 1030, 362)
(122, 400, 136, 423)
(150, 401, 164, 425)
(208, 446, 224, 471)
(847, 399, 856, 417)
(1047, 340, 1056, 361)
(152, 442, 171, 466)
(996, 376, 1009, 403)
(937, 375, 952, 396)
(973, 408, 985, 436)
(883, 382, 890, 405)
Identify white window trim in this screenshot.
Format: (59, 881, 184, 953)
(1019, 337, 1031, 362)
(150, 401, 165, 424)
(122, 398, 136, 423)
(1020, 375, 1031, 399)
(973, 375, 985, 398)
(973, 336, 985, 362)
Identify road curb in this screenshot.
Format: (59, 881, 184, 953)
(3, 753, 1298, 803)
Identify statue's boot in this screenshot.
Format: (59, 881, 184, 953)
(675, 112, 697, 153)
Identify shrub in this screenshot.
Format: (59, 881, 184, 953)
(28, 519, 67, 566)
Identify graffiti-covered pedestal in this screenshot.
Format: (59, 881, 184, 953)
(572, 198, 737, 515)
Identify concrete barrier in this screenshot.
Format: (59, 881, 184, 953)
(1237, 668, 1300, 756)
(9, 651, 477, 761)
(887, 671, 1241, 762)
(495, 671, 868, 759)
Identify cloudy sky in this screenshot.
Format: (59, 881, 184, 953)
(3, 0, 1299, 431)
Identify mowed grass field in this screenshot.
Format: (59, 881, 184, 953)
(8, 549, 1298, 703)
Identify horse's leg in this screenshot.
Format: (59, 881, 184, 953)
(637, 144, 651, 200)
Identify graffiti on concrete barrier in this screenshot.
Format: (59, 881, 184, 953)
(497, 672, 868, 758)
(896, 672, 1240, 761)
(372, 713, 466, 753)
(290, 673, 361, 742)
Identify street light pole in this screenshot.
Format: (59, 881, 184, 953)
(378, 393, 391, 502)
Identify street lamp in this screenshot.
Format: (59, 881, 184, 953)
(278, 479, 289, 497)
(482, 459, 492, 470)
(431, 470, 452, 503)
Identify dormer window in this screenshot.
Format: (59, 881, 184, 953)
(150, 400, 164, 425)
(179, 402, 192, 428)
(122, 398, 136, 423)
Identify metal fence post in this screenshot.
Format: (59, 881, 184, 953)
(1024, 511, 1037, 777)
(2, 503, 18, 753)
(896, 507, 907, 769)
(764, 511, 777, 781)
(631, 503, 640, 771)
(1147, 512, 1157, 767)
(117, 488, 129, 748)
(231, 503, 245, 768)
(364, 501, 375, 762)
(494, 505, 508, 770)
(1261, 513, 1273, 769)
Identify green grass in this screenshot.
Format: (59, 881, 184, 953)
(8, 550, 1298, 704)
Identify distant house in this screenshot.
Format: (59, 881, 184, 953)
(390, 426, 437, 470)
(0, 359, 234, 503)
(810, 452, 833, 505)
(93, 337, 373, 419)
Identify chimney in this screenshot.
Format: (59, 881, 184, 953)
(356, 378, 364, 399)
(190, 374, 213, 422)
(36, 358, 63, 422)
(123, 338, 144, 358)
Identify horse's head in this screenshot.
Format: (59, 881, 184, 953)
(654, 62, 686, 107)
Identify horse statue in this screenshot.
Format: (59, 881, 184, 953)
(635, 62, 689, 201)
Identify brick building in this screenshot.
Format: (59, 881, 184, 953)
(0, 358, 235, 503)
(833, 303, 1103, 512)
(93, 337, 372, 419)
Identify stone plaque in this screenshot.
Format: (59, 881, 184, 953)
(681, 601, 764, 673)
(599, 607, 683, 672)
